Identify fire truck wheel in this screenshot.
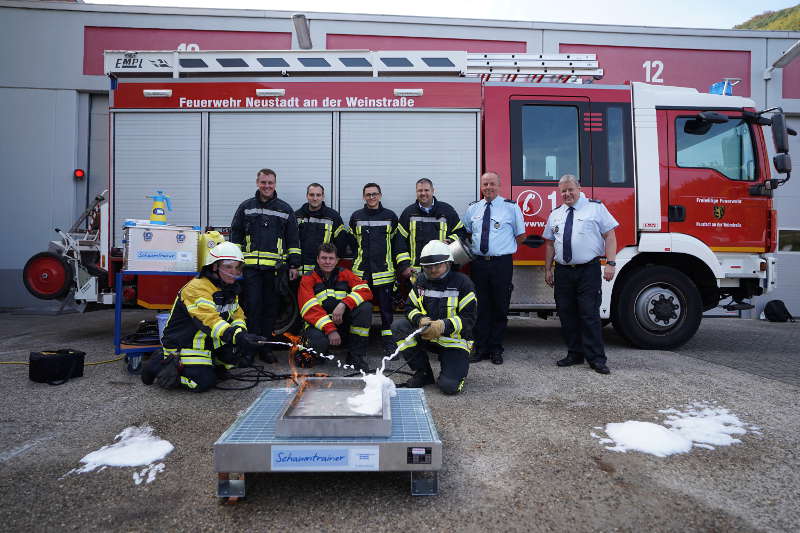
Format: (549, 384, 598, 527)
(22, 252, 73, 300)
(612, 266, 702, 350)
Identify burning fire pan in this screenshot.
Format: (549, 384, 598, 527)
(274, 377, 392, 438)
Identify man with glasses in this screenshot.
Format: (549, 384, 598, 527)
(349, 183, 412, 355)
(141, 242, 269, 392)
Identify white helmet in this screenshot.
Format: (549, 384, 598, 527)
(205, 241, 244, 267)
(419, 240, 453, 266)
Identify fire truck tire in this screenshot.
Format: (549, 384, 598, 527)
(612, 266, 702, 350)
(22, 252, 73, 300)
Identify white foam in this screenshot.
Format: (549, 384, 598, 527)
(68, 426, 174, 484)
(594, 402, 757, 457)
(347, 372, 397, 415)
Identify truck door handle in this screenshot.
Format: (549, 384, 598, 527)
(668, 205, 685, 222)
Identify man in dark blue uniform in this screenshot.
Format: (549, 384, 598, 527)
(230, 168, 301, 363)
(392, 240, 477, 394)
(543, 174, 618, 375)
(463, 171, 525, 365)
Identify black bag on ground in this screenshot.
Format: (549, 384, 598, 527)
(763, 300, 795, 323)
(29, 349, 85, 385)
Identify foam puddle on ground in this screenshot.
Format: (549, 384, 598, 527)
(65, 426, 174, 484)
(592, 402, 761, 457)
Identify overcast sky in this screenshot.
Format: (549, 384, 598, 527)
(82, 0, 798, 30)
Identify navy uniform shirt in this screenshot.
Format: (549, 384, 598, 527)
(543, 193, 618, 265)
(463, 196, 525, 257)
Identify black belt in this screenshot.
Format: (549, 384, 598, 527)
(475, 254, 512, 261)
(556, 257, 600, 269)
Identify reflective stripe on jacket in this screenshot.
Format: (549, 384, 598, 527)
(161, 276, 247, 363)
(295, 202, 354, 274)
(398, 197, 468, 268)
(297, 267, 373, 334)
(349, 203, 410, 286)
(230, 191, 300, 268)
(405, 269, 476, 352)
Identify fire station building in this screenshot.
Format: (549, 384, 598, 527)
(1, 0, 799, 316)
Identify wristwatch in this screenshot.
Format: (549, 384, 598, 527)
(606, 261, 616, 266)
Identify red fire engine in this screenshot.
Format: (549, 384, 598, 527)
(23, 49, 791, 349)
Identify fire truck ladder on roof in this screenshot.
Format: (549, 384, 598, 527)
(104, 50, 603, 82)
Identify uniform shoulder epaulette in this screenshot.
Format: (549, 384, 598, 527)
(468, 200, 479, 205)
(504, 198, 514, 203)
(589, 199, 603, 204)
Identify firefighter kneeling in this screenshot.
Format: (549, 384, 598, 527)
(298, 243, 373, 371)
(393, 240, 477, 394)
(141, 242, 268, 392)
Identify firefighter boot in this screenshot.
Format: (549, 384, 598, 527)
(403, 369, 435, 388)
(347, 352, 370, 372)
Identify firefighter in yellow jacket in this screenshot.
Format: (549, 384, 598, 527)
(141, 241, 268, 392)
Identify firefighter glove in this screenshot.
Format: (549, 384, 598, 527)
(155, 354, 179, 389)
(238, 332, 269, 351)
(418, 317, 432, 328)
(421, 319, 445, 340)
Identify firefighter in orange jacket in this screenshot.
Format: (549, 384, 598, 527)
(298, 242, 373, 371)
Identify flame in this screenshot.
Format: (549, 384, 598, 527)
(283, 332, 304, 386)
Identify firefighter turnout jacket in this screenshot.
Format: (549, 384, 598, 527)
(295, 202, 353, 274)
(349, 203, 411, 286)
(230, 191, 301, 269)
(161, 276, 247, 366)
(406, 269, 477, 353)
(298, 267, 373, 333)
(398, 197, 468, 268)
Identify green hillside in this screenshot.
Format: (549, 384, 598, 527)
(736, 4, 800, 30)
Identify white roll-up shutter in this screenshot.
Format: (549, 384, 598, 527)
(112, 113, 201, 246)
(208, 113, 333, 227)
(338, 112, 479, 224)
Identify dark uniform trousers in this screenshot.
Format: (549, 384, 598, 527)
(554, 259, 606, 365)
(470, 254, 513, 355)
(392, 318, 469, 394)
(143, 344, 238, 393)
(241, 268, 279, 338)
(369, 280, 394, 337)
(304, 302, 372, 356)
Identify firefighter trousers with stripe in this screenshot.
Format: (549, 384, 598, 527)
(392, 318, 469, 394)
(304, 302, 371, 358)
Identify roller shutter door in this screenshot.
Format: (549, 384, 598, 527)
(338, 112, 479, 223)
(208, 113, 333, 227)
(112, 112, 201, 246)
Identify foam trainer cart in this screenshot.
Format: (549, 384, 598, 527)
(213, 377, 442, 501)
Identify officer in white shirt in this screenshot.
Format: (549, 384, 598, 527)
(463, 171, 526, 365)
(543, 174, 618, 374)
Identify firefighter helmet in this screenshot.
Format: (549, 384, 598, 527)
(205, 241, 244, 266)
(419, 240, 453, 265)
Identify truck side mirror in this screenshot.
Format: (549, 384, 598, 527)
(772, 112, 790, 154)
(774, 153, 792, 174)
